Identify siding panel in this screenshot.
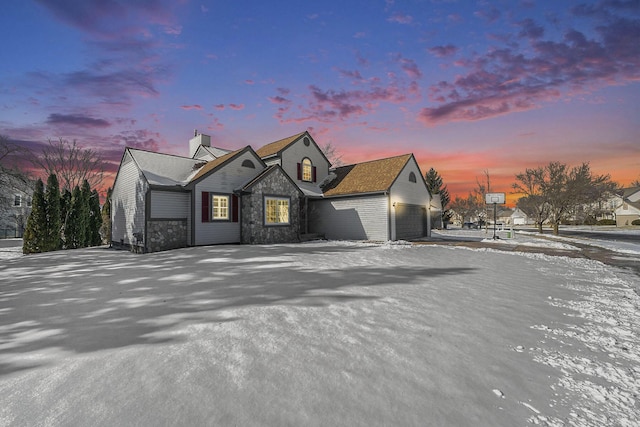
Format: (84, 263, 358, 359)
(389, 158, 431, 238)
(150, 191, 189, 219)
(111, 152, 147, 246)
(309, 195, 388, 241)
(194, 151, 265, 245)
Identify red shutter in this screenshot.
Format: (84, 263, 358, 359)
(232, 194, 239, 223)
(297, 163, 301, 180)
(312, 166, 317, 183)
(201, 192, 209, 222)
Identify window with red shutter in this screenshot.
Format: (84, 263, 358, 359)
(201, 192, 210, 222)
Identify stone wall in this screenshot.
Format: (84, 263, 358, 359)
(147, 219, 187, 252)
(241, 169, 301, 244)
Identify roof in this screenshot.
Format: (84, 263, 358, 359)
(189, 147, 248, 182)
(128, 148, 206, 187)
(322, 154, 413, 197)
(199, 145, 233, 159)
(255, 131, 306, 158)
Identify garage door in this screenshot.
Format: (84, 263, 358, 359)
(395, 203, 426, 240)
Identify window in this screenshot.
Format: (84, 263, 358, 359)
(212, 195, 230, 220)
(302, 158, 312, 182)
(242, 159, 255, 168)
(408, 172, 417, 183)
(27, 197, 32, 207)
(14, 195, 21, 207)
(265, 196, 290, 225)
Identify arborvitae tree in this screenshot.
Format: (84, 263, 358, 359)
(100, 187, 112, 245)
(44, 174, 61, 251)
(79, 180, 91, 246)
(425, 167, 451, 228)
(59, 188, 72, 248)
(64, 185, 82, 249)
(22, 179, 46, 254)
(88, 189, 102, 246)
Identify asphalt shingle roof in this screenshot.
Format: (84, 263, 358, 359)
(322, 154, 413, 197)
(189, 147, 246, 182)
(255, 132, 306, 158)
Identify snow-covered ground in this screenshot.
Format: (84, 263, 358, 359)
(0, 236, 638, 426)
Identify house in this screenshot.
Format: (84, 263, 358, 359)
(0, 173, 33, 239)
(111, 131, 433, 252)
(614, 187, 640, 226)
(510, 207, 533, 226)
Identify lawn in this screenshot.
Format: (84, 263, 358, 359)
(0, 240, 638, 426)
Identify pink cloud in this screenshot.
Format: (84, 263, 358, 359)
(418, 10, 640, 126)
(428, 45, 459, 58)
(214, 104, 225, 110)
(229, 103, 245, 110)
(180, 104, 203, 110)
(245, 79, 255, 85)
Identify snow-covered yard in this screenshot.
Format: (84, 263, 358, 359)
(0, 237, 638, 426)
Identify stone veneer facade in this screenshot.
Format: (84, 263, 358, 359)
(241, 168, 301, 244)
(146, 219, 188, 252)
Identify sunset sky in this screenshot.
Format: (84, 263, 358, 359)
(1, 0, 639, 204)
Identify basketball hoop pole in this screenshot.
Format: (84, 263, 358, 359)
(493, 202, 497, 239)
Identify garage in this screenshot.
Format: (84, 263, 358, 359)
(395, 203, 427, 240)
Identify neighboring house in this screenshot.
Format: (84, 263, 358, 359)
(510, 207, 533, 226)
(614, 187, 640, 226)
(111, 131, 433, 252)
(0, 173, 33, 238)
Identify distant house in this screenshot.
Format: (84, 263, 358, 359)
(0, 174, 33, 238)
(614, 187, 640, 226)
(111, 131, 434, 252)
(510, 207, 533, 226)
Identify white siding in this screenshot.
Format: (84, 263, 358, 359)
(389, 158, 431, 239)
(150, 191, 189, 218)
(150, 190, 191, 245)
(309, 195, 389, 241)
(281, 137, 330, 184)
(193, 150, 265, 245)
(111, 152, 147, 245)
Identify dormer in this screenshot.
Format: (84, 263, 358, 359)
(255, 131, 331, 189)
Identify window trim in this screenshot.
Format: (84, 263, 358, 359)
(264, 195, 291, 226)
(211, 194, 231, 221)
(301, 158, 313, 182)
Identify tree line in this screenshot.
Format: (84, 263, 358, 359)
(445, 161, 621, 235)
(0, 135, 111, 252)
(22, 174, 108, 253)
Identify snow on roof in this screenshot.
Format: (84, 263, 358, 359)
(128, 148, 206, 187)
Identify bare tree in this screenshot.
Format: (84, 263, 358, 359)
(513, 162, 616, 235)
(321, 141, 344, 167)
(512, 166, 549, 233)
(474, 169, 491, 227)
(31, 138, 105, 192)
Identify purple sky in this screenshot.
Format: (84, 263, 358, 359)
(1, 0, 639, 199)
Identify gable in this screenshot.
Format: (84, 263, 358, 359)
(241, 165, 302, 195)
(255, 132, 306, 159)
(322, 154, 412, 197)
(189, 146, 265, 185)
